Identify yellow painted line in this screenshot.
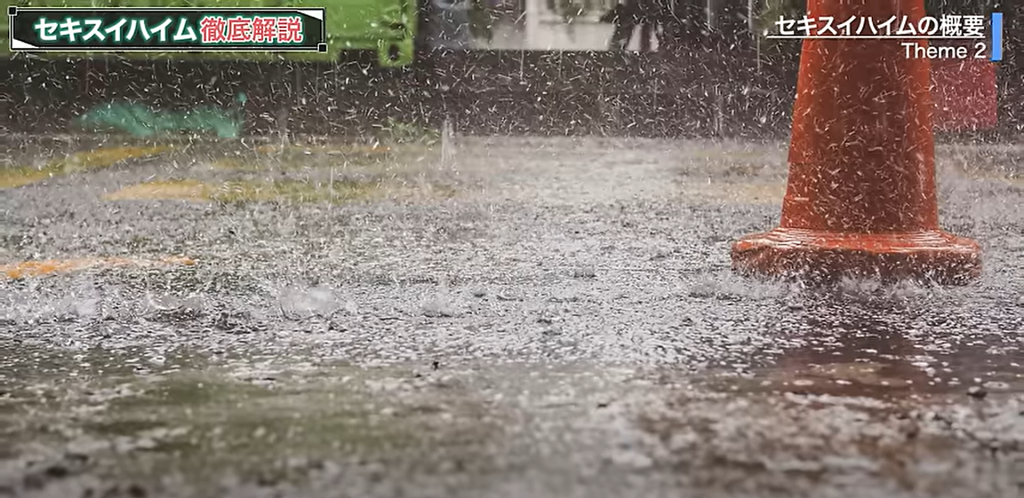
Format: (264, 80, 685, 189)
(0, 169, 51, 189)
(2, 256, 195, 279)
(104, 179, 211, 202)
(103, 178, 384, 204)
(59, 145, 172, 172)
(1, 145, 172, 189)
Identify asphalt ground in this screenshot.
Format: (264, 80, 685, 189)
(1, 135, 1023, 498)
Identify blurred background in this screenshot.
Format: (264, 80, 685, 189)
(0, 0, 1017, 140)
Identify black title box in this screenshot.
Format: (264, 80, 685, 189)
(9, 7, 326, 51)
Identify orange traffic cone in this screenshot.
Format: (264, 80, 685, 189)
(731, 0, 982, 284)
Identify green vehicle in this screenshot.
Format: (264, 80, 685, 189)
(1, 0, 421, 66)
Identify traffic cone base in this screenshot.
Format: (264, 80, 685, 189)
(729, 0, 982, 284)
(732, 227, 981, 285)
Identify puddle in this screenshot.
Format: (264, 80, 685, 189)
(211, 144, 398, 172)
(697, 301, 1024, 399)
(0, 343, 501, 495)
(251, 143, 396, 156)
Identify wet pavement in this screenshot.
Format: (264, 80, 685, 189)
(1, 135, 1023, 497)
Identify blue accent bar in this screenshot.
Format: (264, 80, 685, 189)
(992, 12, 1003, 62)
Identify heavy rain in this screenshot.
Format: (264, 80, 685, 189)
(0, 0, 1023, 497)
